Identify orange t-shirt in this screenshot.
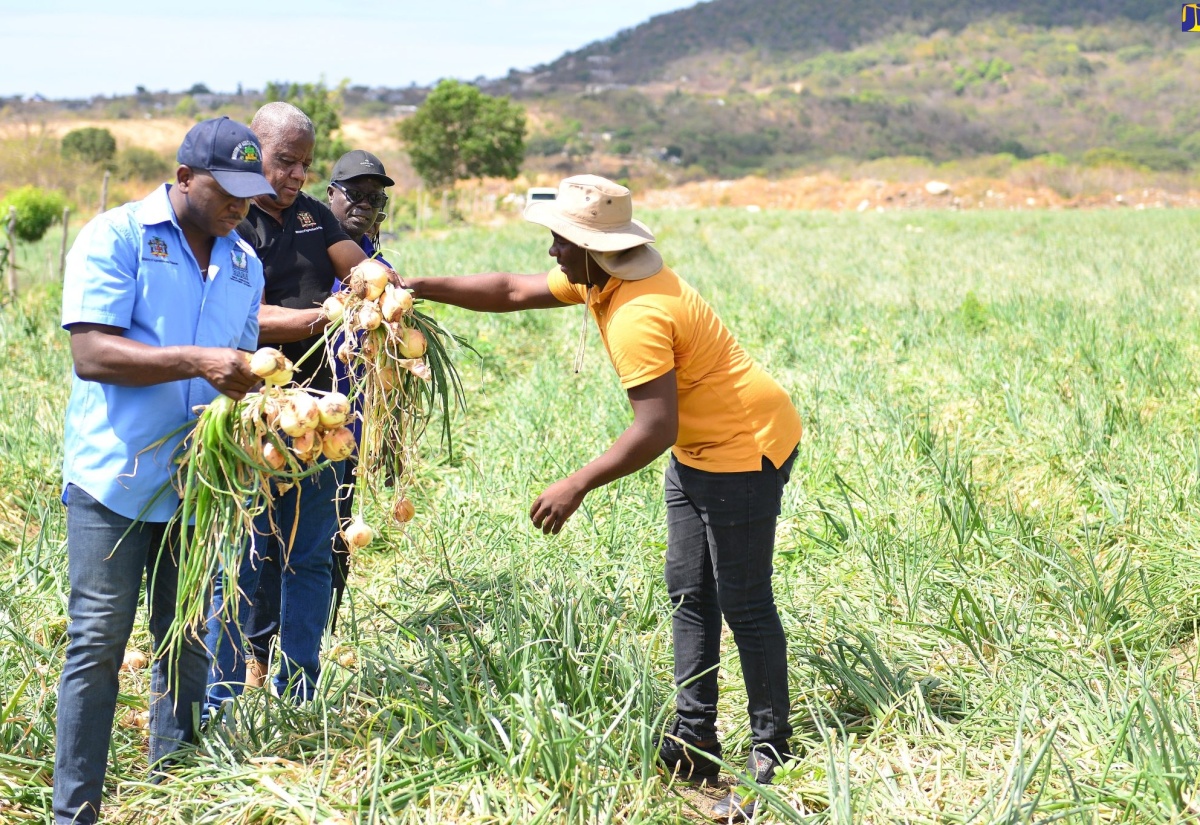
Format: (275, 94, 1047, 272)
(547, 265, 802, 472)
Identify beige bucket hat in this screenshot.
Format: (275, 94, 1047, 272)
(525, 174, 663, 281)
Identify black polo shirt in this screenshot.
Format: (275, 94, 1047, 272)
(237, 192, 350, 392)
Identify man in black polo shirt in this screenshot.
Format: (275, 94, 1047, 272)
(242, 149, 397, 688)
(204, 102, 370, 707)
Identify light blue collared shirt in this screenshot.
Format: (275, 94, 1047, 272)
(61, 184, 264, 522)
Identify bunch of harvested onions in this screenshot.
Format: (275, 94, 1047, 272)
(318, 257, 465, 535)
(152, 351, 358, 676)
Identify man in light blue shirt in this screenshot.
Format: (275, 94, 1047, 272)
(54, 116, 273, 825)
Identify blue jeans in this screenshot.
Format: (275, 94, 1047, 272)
(205, 463, 341, 705)
(663, 449, 798, 748)
(245, 458, 356, 661)
(54, 485, 208, 825)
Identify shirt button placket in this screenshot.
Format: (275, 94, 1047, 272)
(190, 243, 219, 414)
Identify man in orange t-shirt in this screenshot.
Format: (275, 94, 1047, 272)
(406, 175, 801, 822)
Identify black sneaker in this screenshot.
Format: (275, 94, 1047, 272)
(710, 741, 793, 822)
(747, 740, 791, 783)
(658, 718, 722, 783)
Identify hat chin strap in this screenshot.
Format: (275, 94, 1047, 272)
(573, 255, 592, 374)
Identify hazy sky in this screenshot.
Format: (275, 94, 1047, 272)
(0, 0, 698, 99)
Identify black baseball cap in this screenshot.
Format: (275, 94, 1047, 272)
(330, 150, 395, 187)
(177, 116, 276, 198)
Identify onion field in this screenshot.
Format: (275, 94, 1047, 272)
(3, 207, 1200, 823)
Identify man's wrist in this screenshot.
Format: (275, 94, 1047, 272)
(308, 307, 328, 334)
(566, 472, 593, 498)
(170, 345, 201, 379)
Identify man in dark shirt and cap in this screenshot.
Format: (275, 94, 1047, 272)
(327, 149, 394, 258)
(204, 103, 380, 708)
(240, 149, 396, 686)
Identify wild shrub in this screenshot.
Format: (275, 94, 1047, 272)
(0, 186, 67, 242)
(60, 127, 117, 166)
(116, 147, 172, 182)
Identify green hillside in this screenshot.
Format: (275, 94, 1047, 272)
(535, 0, 1163, 85)
(496, 0, 1196, 178)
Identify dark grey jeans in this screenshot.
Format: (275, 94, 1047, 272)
(663, 448, 797, 747)
(54, 485, 206, 825)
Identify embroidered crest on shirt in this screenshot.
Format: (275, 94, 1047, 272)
(148, 237, 169, 259)
(294, 210, 321, 234)
(228, 247, 253, 286)
(228, 241, 255, 286)
(232, 140, 261, 164)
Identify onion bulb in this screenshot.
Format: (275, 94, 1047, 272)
(261, 439, 286, 470)
(317, 393, 350, 428)
(261, 396, 281, 428)
(331, 645, 358, 669)
(391, 497, 415, 523)
(121, 648, 149, 671)
(291, 429, 318, 461)
(323, 293, 346, 322)
(262, 359, 295, 387)
(321, 427, 356, 461)
(279, 392, 320, 436)
(248, 347, 287, 378)
(357, 303, 383, 331)
(398, 327, 427, 359)
(343, 518, 374, 549)
(361, 329, 383, 359)
(377, 365, 400, 392)
(380, 285, 414, 322)
(351, 259, 392, 301)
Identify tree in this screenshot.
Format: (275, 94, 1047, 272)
(265, 80, 348, 179)
(61, 127, 117, 166)
(398, 80, 525, 190)
(187, 82, 212, 95)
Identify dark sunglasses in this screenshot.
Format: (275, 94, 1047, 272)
(331, 180, 388, 209)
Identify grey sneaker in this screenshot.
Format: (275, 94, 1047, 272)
(709, 741, 793, 822)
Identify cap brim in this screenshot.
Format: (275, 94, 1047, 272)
(211, 168, 278, 199)
(524, 200, 654, 252)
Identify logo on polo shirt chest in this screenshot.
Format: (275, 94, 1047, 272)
(230, 247, 253, 286)
(232, 141, 261, 164)
(148, 237, 169, 259)
(297, 211, 317, 230)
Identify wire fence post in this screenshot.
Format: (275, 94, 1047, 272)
(99, 170, 110, 215)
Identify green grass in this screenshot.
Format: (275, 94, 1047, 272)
(4, 207, 1200, 822)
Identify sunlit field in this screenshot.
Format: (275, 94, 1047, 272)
(4, 207, 1200, 823)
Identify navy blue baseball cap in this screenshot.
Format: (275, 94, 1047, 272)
(177, 116, 276, 198)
